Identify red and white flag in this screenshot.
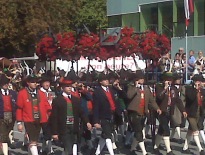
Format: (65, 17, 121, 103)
(184, 0, 194, 26)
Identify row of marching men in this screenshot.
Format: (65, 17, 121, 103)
(1, 70, 205, 155)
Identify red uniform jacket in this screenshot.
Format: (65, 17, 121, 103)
(16, 88, 51, 123)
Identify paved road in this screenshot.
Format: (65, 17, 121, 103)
(10, 121, 204, 155)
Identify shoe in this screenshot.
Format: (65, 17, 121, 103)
(124, 144, 131, 149)
(21, 144, 28, 151)
(167, 151, 175, 155)
(136, 145, 141, 151)
(113, 149, 120, 154)
(182, 149, 192, 154)
(179, 138, 184, 144)
(129, 150, 137, 155)
(48, 152, 55, 155)
(9, 142, 16, 149)
(89, 148, 96, 155)
(190, 141, 196, 146)
(200, 150, 205, 155)
(170, 138, 175, 142)
(40, 151, 47, 155)
(153, 148, 162, 155)
(158, 144, 164, 150)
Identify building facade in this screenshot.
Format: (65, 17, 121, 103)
(107, 0, 205, 57)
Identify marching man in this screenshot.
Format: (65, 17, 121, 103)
(127, 70, 162, 155)
(50, 76, 92, 155)
(39, 74, 55, 154)
(0, 74, 17, 155)
(16, 75, 51, 155)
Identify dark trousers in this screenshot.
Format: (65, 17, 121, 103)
(24, 121, 41, 142)
(101, 119, 114, 139)
(128, 112, 146, 142)
(60, 125, 78, 155)
(42, 123, 52, 141)
(157, 113, 170, 136)
(0, 119, 14, 143)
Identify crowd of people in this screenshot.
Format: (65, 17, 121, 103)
(146, 48, 205, 83)
(0, 50, 205, 155)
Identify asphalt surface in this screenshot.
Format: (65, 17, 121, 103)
(10, 121, 205, 155)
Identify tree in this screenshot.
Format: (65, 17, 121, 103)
(74, 0, 108, 33)
(0, 0, 107, 58)
(0, 0, 77, 57)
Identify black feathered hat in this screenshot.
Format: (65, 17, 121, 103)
(0, 74, 10, 86)
(98, 73, 108, 82)
(172, 73, 183, 81)
(26, 75, 38, 83)
(161, 72, 174, 81)
(59, 76, 75, 87)
(192, 74, 203, 82)
(66, 70, 79, 82)
(133, 70, 145, 81)
(40, 73, 52, 84)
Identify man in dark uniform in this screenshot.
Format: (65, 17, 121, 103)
(182, 74, 205, 155)
(50, 77, 92, 155)
(0, 74, 17, 155)
(93, 73, 122, 155)
(170, 73, 185, 143)
(127, 70, 161, 155)
(200, 77, 205, 147)
(154, 72, 187, 155)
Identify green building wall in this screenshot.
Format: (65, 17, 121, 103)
(107, 0, 205, 56)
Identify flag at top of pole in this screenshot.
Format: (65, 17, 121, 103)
(184, 0, 194, 27)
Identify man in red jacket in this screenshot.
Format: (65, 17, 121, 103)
(39, 74, 55, 155)
(0, 74, 17, 155)
(16, 75, 51, 155)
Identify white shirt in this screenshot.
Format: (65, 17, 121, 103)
(62, 92, 71, 99)
(101, 85, 109, 92)
(40, 87, 52, 96)
(1, 89, 9, 95)
(136, 84, 144, 91)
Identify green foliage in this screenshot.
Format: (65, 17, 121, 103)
(0, 0, 107, 58)
(75, 0, 108, 33)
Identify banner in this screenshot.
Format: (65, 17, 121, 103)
(56, 56, 146, 72)
(184, 0, 194, 26)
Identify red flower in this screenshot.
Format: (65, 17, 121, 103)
(78, 33, 100, 59)
(117, 27, 138, 56)
(139, 30, 170, 59)
(36, 35, 58, 61)
(57, 32, 77, 59)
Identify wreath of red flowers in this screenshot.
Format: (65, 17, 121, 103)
(36, 28, 171, 61)
(36, 36, 58, 61)
(77, 33, 100, 59)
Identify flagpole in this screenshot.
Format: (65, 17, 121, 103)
(185, 25, 188, 83)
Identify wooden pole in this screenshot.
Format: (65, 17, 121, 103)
(113, 57, 115, 71)
(121, 56, 124, 70)
(76, 60, 79, 75)
(50, 60, 52, 71)
(86, 59, 90, 82)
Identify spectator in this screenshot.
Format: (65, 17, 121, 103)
(194, 50, 205, 74)
(172, 53, 182, 73)
(188, 50, 196, 76)
(179, 48, 184, 60)
(158, 53, 172, 72)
